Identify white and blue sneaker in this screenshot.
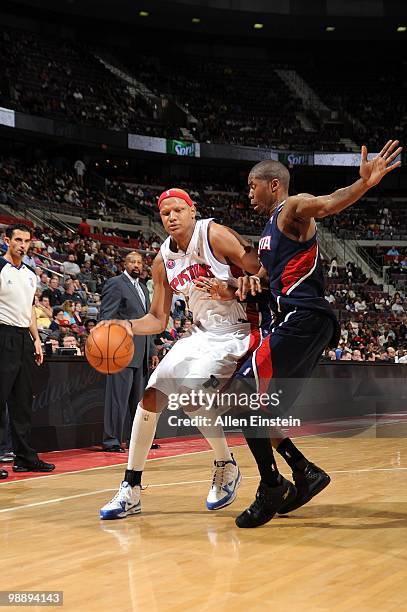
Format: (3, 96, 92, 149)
(100, 481, 141, 520)
(206, 455, 241, 510)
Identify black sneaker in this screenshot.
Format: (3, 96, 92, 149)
(278, 462, 330, 514)
(0, 469, 8, 479)
(13, 460, 56, 473)
(235, 477, 297, 528)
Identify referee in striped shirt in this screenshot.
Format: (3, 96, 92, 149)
(0, 224, 55, 478)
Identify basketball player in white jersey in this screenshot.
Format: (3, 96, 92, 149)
(99, 188, 263, 519)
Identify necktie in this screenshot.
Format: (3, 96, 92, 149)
(134, 279, 146, 310)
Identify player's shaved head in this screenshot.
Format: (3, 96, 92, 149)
(249, 160, 290, 190)
(125, 251, 143, 263)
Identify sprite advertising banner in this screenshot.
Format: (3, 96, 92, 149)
(278, 151, 314, 166)
(166, 139, 200, 157)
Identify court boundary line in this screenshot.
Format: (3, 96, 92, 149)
(0, 420, 402, 486)
(1, 465, 407, 514)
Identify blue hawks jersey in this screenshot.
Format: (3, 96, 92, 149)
(258, 202, 337, 323)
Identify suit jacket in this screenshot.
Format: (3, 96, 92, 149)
(99, 274, 155, 368)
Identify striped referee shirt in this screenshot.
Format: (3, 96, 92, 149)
(0, 257, 36, 327)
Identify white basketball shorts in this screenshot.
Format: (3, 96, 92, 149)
(146, 322, 257, 400)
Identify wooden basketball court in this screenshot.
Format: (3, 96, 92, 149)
(2, 427, 407, 611)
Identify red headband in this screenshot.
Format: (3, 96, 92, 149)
(158, 188, 194, 209)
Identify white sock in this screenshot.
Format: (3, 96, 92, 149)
(127, 404, 159, 471)
(185, 404, 232, 463)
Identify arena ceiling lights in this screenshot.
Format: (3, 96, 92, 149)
(325, 26, 336, 32)
(253, 23, 263, 30)
(397, 26, 407, 32)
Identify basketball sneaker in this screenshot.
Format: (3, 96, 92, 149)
(206, 454, 241, 510)
(235, 477, 297, 528)
(100, 481, 141, 520)
(278, 462, 331, 515)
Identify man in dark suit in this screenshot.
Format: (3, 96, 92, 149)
(100, 252, 159, 452)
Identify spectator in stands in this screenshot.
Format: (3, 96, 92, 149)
(183, 319, 192, 333)
(172, 298, 186, 320)
(352, 349, 363, 361)
(47, 332, 61, 354)
(77, 261, 94, 287)
(391, 298, 404, 316)
(77, 217, 91, 238)
(146, 268, 154, 302)
(72, 301, 86, 328)
(374, 298, 384, 312)
(387, 347, 396, 363)
(354, 296, 367, 313)
(74, 159, 86, 186)
(63, 279, 84, 304)
(399, 317, 407, 343)
(169, 317, 183, 340)
(328, 258, 338, 278)
(23, 247, 36, 269)
(34, 266, 42, 285)
(72, 279, 88, 303)
(49, 307, 71, 332)
(42, 276, 63, 307)
(387, 246, 400, 256)
(34, 295, 52, 329)
(84, 318, 97, 333)
(377, 349, 389, 362)
(62, 334, 82, 356)
(62, 300, 76, 324)
(63, 253, 81, 277)
(38, 271, 50, 291)
(155, 330, 175, 357)
(396, 349, 406, 363)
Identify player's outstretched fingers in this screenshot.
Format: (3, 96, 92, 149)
(386, 146, 403, 165)
(378, 139, 393, 157)
(382, 139, 399, 159)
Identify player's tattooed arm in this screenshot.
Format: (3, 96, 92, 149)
(288, 140, 402, 220)
(207, 222, 261, 274)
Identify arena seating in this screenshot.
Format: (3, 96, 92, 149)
(0, 28, 163, 133)
(322, 197, 407, 240)
(305, 56, 406, 150)
(0, 28, 363, 149)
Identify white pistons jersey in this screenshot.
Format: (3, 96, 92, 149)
(161, 219, 247, 330)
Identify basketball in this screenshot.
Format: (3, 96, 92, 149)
(85, 323, 134, 374)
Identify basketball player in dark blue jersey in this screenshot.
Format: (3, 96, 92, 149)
(227, 139, 402, 528)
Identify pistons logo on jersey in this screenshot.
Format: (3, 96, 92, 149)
(166, 259, 175, 269)
(258, 235, 271, 252)
(169, 263, 214, 291)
